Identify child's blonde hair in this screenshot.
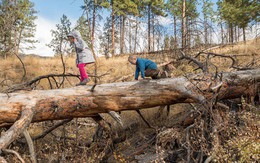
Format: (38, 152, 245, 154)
(128, 55, 137, 62)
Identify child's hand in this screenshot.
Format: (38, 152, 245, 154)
(139, 78, 150, 81)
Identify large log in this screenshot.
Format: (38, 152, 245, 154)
(0, 69, 259, 126)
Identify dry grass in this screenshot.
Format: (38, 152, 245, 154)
(0, 55, 136, 90)
(211, 39, 260, 55)
(210, 40, 260, 70)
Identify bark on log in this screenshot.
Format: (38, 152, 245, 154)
(0, 69, 259, 127)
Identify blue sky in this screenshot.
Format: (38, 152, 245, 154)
(27, 0, 86, 56)
(32, 0, 84, 22)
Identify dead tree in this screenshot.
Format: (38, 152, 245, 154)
(0, 68, 259, 160)
(1, 69, 259, 125)
(178, 50, 259, 73)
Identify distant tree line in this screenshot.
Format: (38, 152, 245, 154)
(0, 0, 259, 58)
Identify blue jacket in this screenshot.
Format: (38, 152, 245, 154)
(135, 58, 157, 79)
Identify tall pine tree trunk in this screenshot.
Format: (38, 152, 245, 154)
(229, 23, 234, 43)
(152, 13, 155, 51)
(134, 18, 138, 53)
(174, 16, 177, 49)
(120, 16, 125, 54)
(129, 19, 132, 53)
(187, 19, 191, 49)
(234, 26, 237, 42)
(111, 0, 115, 56)
(148, 4, 151, 52)
(92, 1, 96, 48)
(220, 23, 224, 44)
(182, 0, 186, 49)
(243, 26, 246, 42)
(204, 18, 208, 45)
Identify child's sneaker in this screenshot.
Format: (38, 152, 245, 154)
(76, 78, 90, 86)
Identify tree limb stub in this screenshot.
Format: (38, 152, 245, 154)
(0, 69, 259, 127)
(0, 107, 34, 149)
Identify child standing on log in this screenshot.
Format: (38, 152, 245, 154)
(67, 30, 95, 86)
(128, 55, 168, 80)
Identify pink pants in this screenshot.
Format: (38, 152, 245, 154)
(77, 63, 89, 81)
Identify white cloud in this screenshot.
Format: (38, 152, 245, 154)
(157, 16, 172, 26)
(25, 16, 56, 57)
(25, 16, 86, 57)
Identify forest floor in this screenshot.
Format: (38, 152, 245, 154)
(0, 39, 259, 162)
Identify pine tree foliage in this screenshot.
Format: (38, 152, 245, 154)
(113, 0, 139, 16)
(0, 0, 37, 57)
(218, 0, 259, 29)
(166, 0, 182, 18)
(142, 0, 166, 17)
(99, 17, 119, 55)
(201, 0, 216, 44)
(47, 15, 71, 55)
(75, 16, 91, 45)
(164, 35, 170, 50)
(15, 0, 37, 51)
(218, 0, 260, 42)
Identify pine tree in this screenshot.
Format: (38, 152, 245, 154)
(0, 0, 37, 58)
(164, 35, 170, 50)
(96, 0, 139, 55)
(99, 17, 119, 57)
(166, 0, 182, 49)
(115, 0, 139, 54)
(47, 15, 71, 55)
(81, 0, 106, 51)
(202, 0, 215, 45)
(75, 16, 91, 45)
(218, 0, 260, 42)
(170, 36, 176, 49)
(0, 0, 15, 58)
(143, 0, 166, 52)
(185, 0, 199, 48)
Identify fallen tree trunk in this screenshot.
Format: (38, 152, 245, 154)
(0, 69, 259, 127)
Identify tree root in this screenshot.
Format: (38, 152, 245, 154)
(1, 149, 25, 163)
(23, 130, 36, 163)
(32, 119, 72, 141)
